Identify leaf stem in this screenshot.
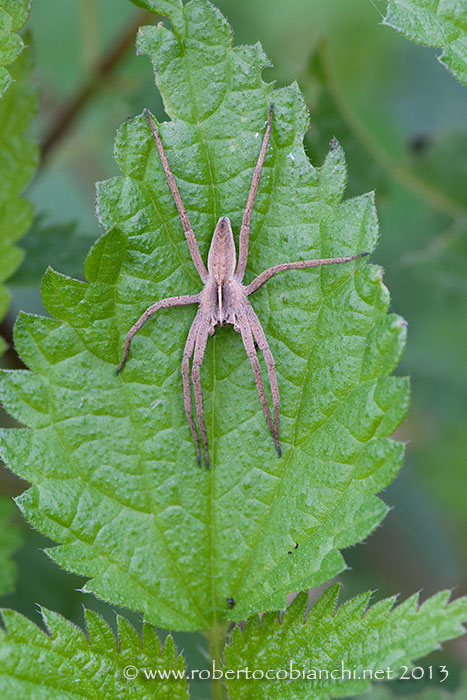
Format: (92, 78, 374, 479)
(206, 621, 228, 700)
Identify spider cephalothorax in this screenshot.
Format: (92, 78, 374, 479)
(116, 105, 369, 468)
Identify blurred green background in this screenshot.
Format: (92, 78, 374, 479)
(1, 0, 466, 697)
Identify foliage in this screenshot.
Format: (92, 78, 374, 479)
(130, 0, 184, 33)
(0, 0, 409, 633)
(0, 44, 38, 354)
(300, 20, 467, 583)
(0, 498, 22, 595)
(0, 606, 188, 699)
(10, 218, 94, 286)
(0, 4, 36, 597)
(0, 0, 30, 97)
(224, 585, 467, 700)
(0, 2, 466, 699)
(384, 0, 467, 85)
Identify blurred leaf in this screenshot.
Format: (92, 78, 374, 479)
(398, 221, 467, 297)
(0, 607, 188, 699)
(224, 585, 467, 700)
(0, 0, 30, 97)
(302, 43, 389, 199)
(303, 43, 467, 304)
(397, 130, 467, 295)
(0, 41, 38, 353)
(413, 424, 467, 544)
(0, 498, 22, 595)
(357, 671, 467, 699)
(409, 130, 467, 212)
(384, 0, 467, 85)
(10, 217, 95, 286)
(0, 0, 407, 632)
(303, 42, 467, 222)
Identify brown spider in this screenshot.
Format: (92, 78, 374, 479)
(116, 105, 369, 468)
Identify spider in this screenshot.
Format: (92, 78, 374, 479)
(116, 105, 369, 468)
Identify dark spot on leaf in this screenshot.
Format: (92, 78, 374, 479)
(227, 597, 235, 609)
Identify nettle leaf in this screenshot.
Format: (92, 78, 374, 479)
(0, 498, 22, 595)
(0, 0, 408, 630)
(0, 607, 188, 699)
(130, 0, 184, 34)
(0, 0, 30, 97)
(384, 0, 467, 85)
(224, 586, 467, 700)
(0, 43, 38, 354)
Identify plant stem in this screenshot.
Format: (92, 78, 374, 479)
(206, 621, 228, 700)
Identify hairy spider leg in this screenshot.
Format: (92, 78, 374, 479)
(144, 109, 208, 282)
(236, 309, 281, 456)
(116, 294, 200, 374)
(245, 252, 370, 295)
(181, 311, 203, 466)
(235, 103, 274, 281)
(241, 252, 370, 455)
(245, 302, 281, 452)
(191, 317, 211, 469)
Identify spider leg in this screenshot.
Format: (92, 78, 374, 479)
(191, 319, 211, 469)
(245, 252, 370, 296)
(116, 294, 200, 374)
(182, 311, 203, 466)
(245, 303, 281, 455)
(237, 310, 281, 457)
(144, 110, 208, 282)
(235, 104, 274, 281)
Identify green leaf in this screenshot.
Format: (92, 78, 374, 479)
(9, 218, 95, 286)
(0, 607, 188, 699)
(384, 0, 467, 85)
(0, 498, 22, 595)
(224, 585, 467, 700)
(0, 0, 30, 97)
(0, 40, 38, 353)
(129, 0, 185, 34)
(0, 0, 408, 631)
